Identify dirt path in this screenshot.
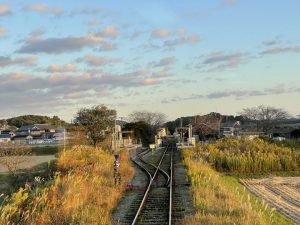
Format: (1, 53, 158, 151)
(0, 155, 56, 174)
(241, 177, 300, 224)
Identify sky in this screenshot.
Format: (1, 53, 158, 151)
(0, 0, 300, 122)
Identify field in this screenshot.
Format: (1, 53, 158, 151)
(180, 148, 294, 225)
(180, 137, 299, 225)
(241, 177, 300, 224)
(199, 137, 300, 173)
(0, 146, 134, 225)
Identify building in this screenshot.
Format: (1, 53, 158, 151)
(220, 121, 240, 137)
(13, 124, 56, 144)
(0, 134, 12, 143)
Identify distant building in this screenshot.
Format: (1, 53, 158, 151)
(220, 121, 240, 137)
(13, 124, 59, 144)
(0, 134, 12, 143)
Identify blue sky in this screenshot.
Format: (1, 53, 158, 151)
(0, 0, 300, 121)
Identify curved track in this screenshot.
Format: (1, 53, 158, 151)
(131, 145, 174, 225)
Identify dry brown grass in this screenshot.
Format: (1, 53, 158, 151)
(0, 145, 134, 225)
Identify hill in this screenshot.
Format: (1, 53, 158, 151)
(0, 115, 68, 128)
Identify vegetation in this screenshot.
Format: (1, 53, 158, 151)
(1, 115, 68, 128)
(181, 148, 295, 225)
(261, 137, 300, 151)
(124, 121, 154, 146)
(197, 137, 300, 173)
(74, 105, 116, 147)
(0, 146, 134, 225)
(240, 105, 289, 132)
(0, 143, 32, 176)
(128, 110, 166, 130)
(31, 146, 60, 155)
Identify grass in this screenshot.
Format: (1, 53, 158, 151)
(0, 145, 134, 225)
(31, 146, 60, 155)
(180, 148, 295, 225)
(261, 137, 300, 151)
(0, 160, 56, 197)
(199, 137, 300, 173)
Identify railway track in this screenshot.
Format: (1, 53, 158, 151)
(129, 144, 174, 225)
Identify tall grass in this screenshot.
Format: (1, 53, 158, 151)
(180, 149, 295, 225)
(199, 137, 300, 173)
(0, 145, 134, 225)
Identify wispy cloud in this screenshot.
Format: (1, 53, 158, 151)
(201, 51, 248, 72)
(260, 46, 300, 55)
(163, 34, 200, 49)
(95, 25, 119, 38)
(76, 54, 121, 66)
(0, 26, 6, 36)
(161, 85, 300, 104)
(18, 36, 104, 54)
(0, 56, 37, 67)
(151, 29, 172, 38)
(87, 19, 101, 26)
(29, 28, 46, 37)
(96, 41, 118, 51)
(0, 4, 11, 16)
(23, 3, 63, 16)
(46, 64, 77, 73)
(152, 69, 173, 78)
(150, 57, 176, 67)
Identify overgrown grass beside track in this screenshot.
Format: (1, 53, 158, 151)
(0, 146, 134, 225)
(199, 137, 300, 173)
(181, 148, 295, 225)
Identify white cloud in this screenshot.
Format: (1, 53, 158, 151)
(0, 56, 37, 67)
(18, 36, 104, 54)
(0, 4, 10, 16)
(150, 57, 176, 67)
(142, 78, 160, 85)
(77, 54, 121, 66)
(0, 26, 6, 36)
(163, 34, 200, 49)
(151, 29, 172, 38)
(24, 3, 63, 16)
(46, 64, 77, 73)
(96, 25, 119, 38)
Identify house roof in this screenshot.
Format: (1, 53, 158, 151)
(18, 124, 53, 131)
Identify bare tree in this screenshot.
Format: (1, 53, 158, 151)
(128, 111, 167, 129)
(0, 143, 32, 176)
(240, 105, 290, 133)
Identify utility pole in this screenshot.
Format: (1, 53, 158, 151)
(63, 128, 66, 151)
(180, 117, 183, 144)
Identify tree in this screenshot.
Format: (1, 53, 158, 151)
(240, 105, 290, 133)
(128, 111, 167, 130)
(74, 105, 116, 147)
(124, 121, 154, 146)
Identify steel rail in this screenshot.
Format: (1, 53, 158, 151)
(169, 144, 174, 225)
(138, 153, 170, 185)
(131, 144, 170, 225)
